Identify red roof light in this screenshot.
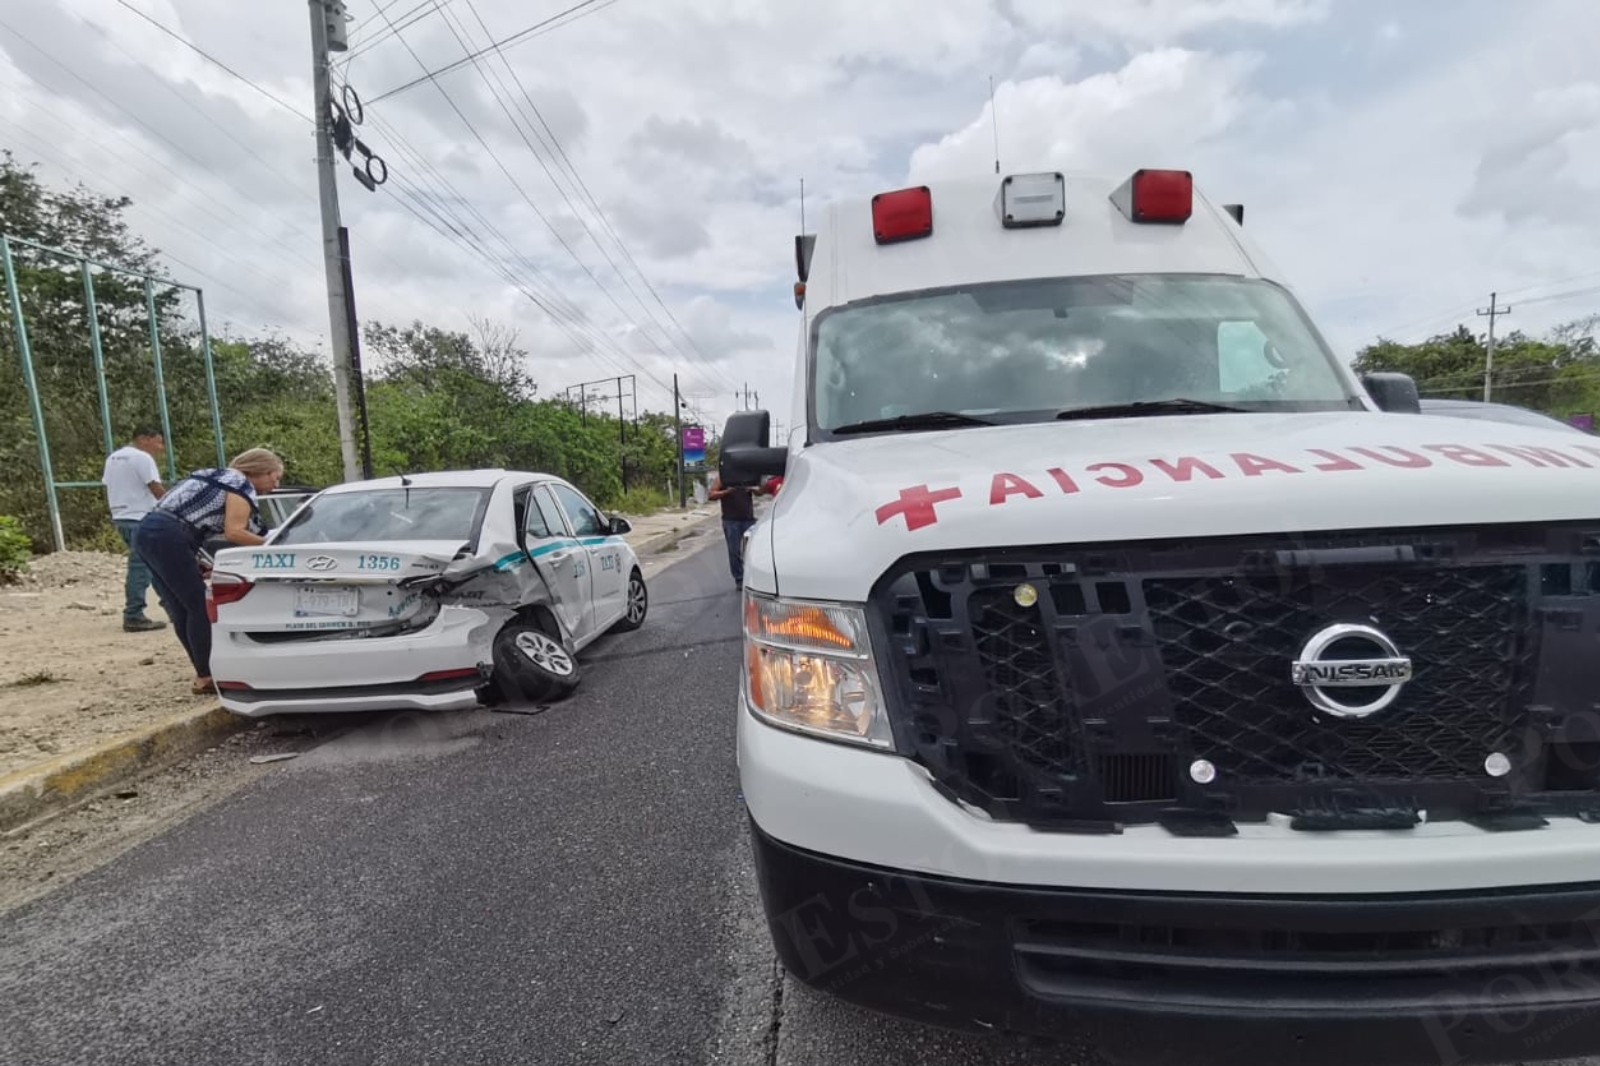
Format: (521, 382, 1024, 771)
(1111, 169, 1193, 224)
(871, 185, 933, 244)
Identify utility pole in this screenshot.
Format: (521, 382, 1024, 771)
(1477, 291, 1511, 402)
(309, 0, 362, 484)
(565, 374, 634, 488)
(674, 373, 686, 508)
(338, 226, 375, 480)
(616, 375, 626, 490)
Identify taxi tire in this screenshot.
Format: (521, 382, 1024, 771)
(612, 568, 648, 633)
(492, 622, 581, 704)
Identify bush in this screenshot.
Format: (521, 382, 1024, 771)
(614, 486, 673, 516)
(0, 515, 32, 583)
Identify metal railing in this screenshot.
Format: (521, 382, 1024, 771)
(1, 233, 226, 551)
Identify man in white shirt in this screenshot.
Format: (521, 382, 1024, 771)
(103, 427, 168, 632)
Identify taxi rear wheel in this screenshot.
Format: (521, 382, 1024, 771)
(492, 622, 581, 704)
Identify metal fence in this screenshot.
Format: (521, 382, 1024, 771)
(1, 233, 226, 552)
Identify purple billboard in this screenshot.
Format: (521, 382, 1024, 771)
(682, 425, 706, 466)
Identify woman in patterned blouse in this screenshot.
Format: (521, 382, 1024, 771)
(133, 448, 284, 695)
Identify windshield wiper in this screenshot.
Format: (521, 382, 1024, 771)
(1055, 398, 1245, 422)
(832, 411, 997, 435)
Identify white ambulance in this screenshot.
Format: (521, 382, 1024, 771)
(719, 168, 1600, 1065)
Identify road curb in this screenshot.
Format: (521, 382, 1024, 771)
(0, 703, 247, 835)
(630, 513, 718, 557)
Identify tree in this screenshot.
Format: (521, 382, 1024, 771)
(0, 151, 190, 548)
(1353, 318, 1600, 417)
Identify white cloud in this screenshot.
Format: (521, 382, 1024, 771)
(908, 49, 1272, 183)
(1008, 0, 1329, 46)
(6, 0, 1600, 434)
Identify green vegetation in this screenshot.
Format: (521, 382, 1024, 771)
(1354, 316, 1600, 418)
(0, 515, 30, 581)
(0, 152, 700, 552)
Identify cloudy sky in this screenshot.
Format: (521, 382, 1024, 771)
(4, 0, 1600, 430)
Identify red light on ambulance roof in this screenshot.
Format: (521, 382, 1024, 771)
(1110, 169, 1193, 224)
(1133, 169, 1192, 222)
(871, 185, 933, 245)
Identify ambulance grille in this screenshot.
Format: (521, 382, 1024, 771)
(870, 523, 1600, 830)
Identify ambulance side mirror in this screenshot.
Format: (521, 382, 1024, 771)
(720, 410, 787, 488)
(1362, 372, 1421, 415)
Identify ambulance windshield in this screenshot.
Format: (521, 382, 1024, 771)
(811, 274, 1361, 435)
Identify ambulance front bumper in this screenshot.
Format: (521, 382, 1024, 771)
(750, 819, 1600, 1066)
(740, 707, 1600, 1064)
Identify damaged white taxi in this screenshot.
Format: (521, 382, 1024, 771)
(205, 470, 648, 716)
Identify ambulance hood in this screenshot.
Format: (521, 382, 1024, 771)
(764, 410, 1600, 602)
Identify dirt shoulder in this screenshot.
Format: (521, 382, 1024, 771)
(0, 551, 216, 780)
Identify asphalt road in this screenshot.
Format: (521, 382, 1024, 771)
(0, 528, 1052, 1066)
(6, 531, 1584, 1066)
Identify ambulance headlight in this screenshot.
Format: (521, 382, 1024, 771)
(742, 593, 891, 749)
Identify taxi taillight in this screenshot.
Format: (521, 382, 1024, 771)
(206, 573, 254, 622)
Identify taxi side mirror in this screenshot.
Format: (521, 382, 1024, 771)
(720, 410, 787, 488)
(609, 514, 632, 536)
(1362, 372, 1421, 414)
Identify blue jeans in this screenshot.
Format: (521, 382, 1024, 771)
(723, 519, 755, 585)
(113, 519, 156, 622)
(133, 512, 211, 678)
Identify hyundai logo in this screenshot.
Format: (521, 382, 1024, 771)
(305, 555, 339, 572)
(1291, 623, 1412, 719)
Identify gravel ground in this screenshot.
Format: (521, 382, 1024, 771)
(0, 551, 217, 779)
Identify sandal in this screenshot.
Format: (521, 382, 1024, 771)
(192, 678, 217, 695)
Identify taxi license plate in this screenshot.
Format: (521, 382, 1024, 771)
(294, 587, 360, 618)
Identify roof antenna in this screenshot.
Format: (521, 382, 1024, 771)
(989, 75, 1001, 174)
(800, 177, 806, 234)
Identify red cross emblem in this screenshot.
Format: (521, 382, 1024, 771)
(875, 484, 963, 531)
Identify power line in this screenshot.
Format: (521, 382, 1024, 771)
(350, 97, 657, 389)
(90, 0, 718, 409)
(112, 0, 310, 121)
(0, 23, 328, 302)
(367, 0, 616, 104)
(1370, 270, 1600, 341)
(372, 5, 708, 399)
(340, 0, 449, 67)
(362, 110, 701, 398)
(85, 6, 311, 193)
(346, 0, 431, 44)
(441, 1, 733, 391)
(455, 0, 730, 386)
(372, 143, 649, 383)
(0, 116, 309, 310)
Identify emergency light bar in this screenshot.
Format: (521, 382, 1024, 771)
(871, 185, 933, 244)
(1109, 169, 1193, 224)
